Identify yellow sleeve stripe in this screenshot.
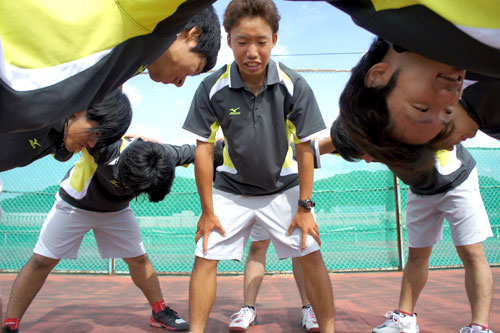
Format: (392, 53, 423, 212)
(207, 120, 220, 143)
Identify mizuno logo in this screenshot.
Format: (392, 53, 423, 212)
(134, 64, 148, 76)
(229, 107, 241, 115)
(29, 138, 41, 149)
(110, 180, 120, 187)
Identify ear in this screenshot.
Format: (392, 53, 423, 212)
(227, 34, 232, 49)
(71, 110, 87, 119)
(272, 32, 278, 47)
(365, 63, 392, 88)
(185, 27, 202, 41)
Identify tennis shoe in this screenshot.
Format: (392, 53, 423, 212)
(460, 325, 493, 333)
(150, 306, 189, 331)
(372, 310, 419, 333)
(229, 306, 257, 331)
(302, 304, 320, 332)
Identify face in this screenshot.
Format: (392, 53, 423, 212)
(147, 28, 207, 87)
(435, 102, 479, 150)
(228, 16, 277, 85)
(64, 111, 99, 152)
(369, 50, 465, 144)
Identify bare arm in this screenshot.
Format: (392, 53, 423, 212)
(318, 136, 335, 155)
(194, 140, 226, 253)
(288, 141, 321, 251)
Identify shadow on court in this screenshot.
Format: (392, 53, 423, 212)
(1, 268, 499, 332)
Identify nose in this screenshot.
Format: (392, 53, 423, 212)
(175, 77, 185, 87)
(246, 43, 258, 58)
(88, 139, 97, 148)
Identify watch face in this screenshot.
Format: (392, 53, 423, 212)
(300, 199, 315, 210)
(305, 201, 313, 209)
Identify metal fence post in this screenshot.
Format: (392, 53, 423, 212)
(393, 174, 405, 271)
(109, 258, 115, 275)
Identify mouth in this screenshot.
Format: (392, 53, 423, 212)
(244, 61, 261, 70)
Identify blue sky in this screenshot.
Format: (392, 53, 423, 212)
(123, 0, 500, 148)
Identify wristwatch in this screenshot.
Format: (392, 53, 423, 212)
(298, 198, 315, 211)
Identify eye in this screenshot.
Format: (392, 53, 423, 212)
(413, 106, 429, 112)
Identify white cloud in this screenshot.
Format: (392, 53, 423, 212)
(127, 123, 165, 142)
(121, 82, 143, 107)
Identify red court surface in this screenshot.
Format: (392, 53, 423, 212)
(1, 268, 499, 332)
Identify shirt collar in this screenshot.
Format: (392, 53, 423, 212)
(229, 59, 281, 90)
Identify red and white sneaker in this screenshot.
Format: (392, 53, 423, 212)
(228, 306, 257, 331)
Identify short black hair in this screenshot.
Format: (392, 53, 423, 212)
(115, 139, 176, 202)
(330, 117, 363, 162)
(86, 89, 132, 148)
(185, 5, 221, 73)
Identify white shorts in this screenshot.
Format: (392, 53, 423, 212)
(195, 186, 320, 260)
(34, 196, 145, 259)
(250, 221, 271, 242)
(406, 168, 492, 248)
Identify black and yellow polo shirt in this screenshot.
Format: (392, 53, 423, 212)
(183, 59, 326, 196)
(59, 138, 196, 212)
(0, 0, 214, 134)
(294, 0, 500, 79)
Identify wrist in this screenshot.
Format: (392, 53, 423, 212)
(298, 198, 315, 211)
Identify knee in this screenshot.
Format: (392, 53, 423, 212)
(407, 247, 432, 266)
(457, 244, 488, 267)
(123, 254, 149, 267)
(298, 250, 324, 268)
(29, 254, 59, 271)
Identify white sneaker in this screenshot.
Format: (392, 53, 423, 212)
(372, 310, 419, 333)
(302, 305, 320, 332)
(460, 325, 494, 333)
(228, 306, 257, 331)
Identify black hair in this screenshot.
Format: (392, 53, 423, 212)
(330, 117, 363, 162)
(223, 0, 281, 35)
(86, 89, 132, 148)
(184, 5, 221, 72)
(115, 140, 175, 202)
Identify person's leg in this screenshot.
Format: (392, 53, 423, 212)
(298, 250, 335, 332)
(243, 239, 270, 306)
(189, 256, 219, 333)
(456, 242, 493, 327)
(123, 254, 163, 305)
(4, 254, 59, 326)
(398, 246, 433, 313)
(124, 254, 189, 331)
(292, 256, 310, 306)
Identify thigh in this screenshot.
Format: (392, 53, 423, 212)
(93, 206, 145, 259)
(443, 169, 493, 246)
(256, 186, 320, 259)
(34, 198, 92, 259)
(406, 190, 446, 248)
(195, 189, 255, 261)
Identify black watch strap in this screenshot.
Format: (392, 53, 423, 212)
(298, 198, 315, 210)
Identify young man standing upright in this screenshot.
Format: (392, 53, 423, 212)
(183, 0, 335, 331)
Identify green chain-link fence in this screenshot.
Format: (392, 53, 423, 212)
(1, 148, 499, 275)
(1, 70, 499, 275)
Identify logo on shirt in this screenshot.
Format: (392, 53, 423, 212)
(134, 64, 148, 77)
(29, 138, 41, 149)
(229, 107, 241, 115)
(110, 179, 121, 187)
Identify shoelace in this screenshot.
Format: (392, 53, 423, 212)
(157, 306, 180, 320)
(230, 307, 254, 321)
(304, 307, 317, 322)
